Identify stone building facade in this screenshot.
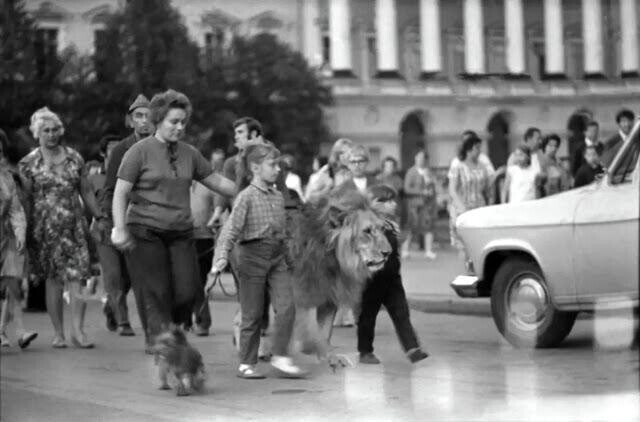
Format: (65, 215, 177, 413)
(25, 0, 640, 170)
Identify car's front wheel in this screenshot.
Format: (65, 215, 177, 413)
(491, 257, 577, 348)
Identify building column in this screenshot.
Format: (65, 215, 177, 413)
(543, 0, 565, 77)
(375, 0, 400, 77)
(504, 0, 526, 76)
(302, 0, 322, 68)
(620, 0, 639, 77)
(419, 0, 442, 78)
(463, 0, 485, 75)
(329, 0, 354, 77)
(581, 0, 604, 77)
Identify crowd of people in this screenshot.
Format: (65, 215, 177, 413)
(0, 90, 635, 380)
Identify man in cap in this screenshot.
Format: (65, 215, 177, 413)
(97, 94, 153, 350)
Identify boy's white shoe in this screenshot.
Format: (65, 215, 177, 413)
(424, 251, 437, 260)
(270, 356, 307, 379)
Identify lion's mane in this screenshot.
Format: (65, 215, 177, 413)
(289, 186, 378, 309)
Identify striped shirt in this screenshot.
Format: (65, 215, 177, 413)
(213, 182, 285, 265)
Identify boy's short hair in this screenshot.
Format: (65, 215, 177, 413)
(243, 142, 280, 170)
(615, 108, 635, 123)
(233, 117, 263, 137)
(523, 127, 541, 141)
(368, 184, 398, 202)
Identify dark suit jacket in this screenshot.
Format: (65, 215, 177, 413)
(101, 133, 139, 218)
(600, 133, 624, 169)
(571, 141, 603, 177)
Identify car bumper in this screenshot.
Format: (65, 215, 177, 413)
(450, 275, 481, 298)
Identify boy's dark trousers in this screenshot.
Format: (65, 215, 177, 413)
(235, 239, 295, 365)
(357, 268, 420, 355)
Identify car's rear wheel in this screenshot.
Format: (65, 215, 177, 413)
(491, 257, 577, 348)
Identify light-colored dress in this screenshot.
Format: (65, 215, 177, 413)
(18, 147, 91, 286)
(448, 160, 490, 248)
(0, 167, 26, 279)
(506, 164, 537, 203)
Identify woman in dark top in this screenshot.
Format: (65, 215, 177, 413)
(111, 89, 236, 344)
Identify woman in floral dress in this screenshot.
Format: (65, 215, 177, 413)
(448, 134, 491, 254)
(19, 108, 102, 348)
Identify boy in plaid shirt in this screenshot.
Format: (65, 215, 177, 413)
(208, 143, 305, 379)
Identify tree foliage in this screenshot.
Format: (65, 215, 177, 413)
(1, 0, 333, 174)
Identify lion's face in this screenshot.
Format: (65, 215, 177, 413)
(333, 208, 392, 280)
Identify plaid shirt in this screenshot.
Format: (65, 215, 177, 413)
(213, 182, 285, 265)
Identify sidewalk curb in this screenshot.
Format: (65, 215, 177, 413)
(407, 297, 492, 317)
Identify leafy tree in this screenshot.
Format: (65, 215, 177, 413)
(95, 0, 200, 94)
(0, 0, 50, 135)
(200, 33, 333, 176)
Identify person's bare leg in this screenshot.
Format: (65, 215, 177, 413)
(69, 283, 89, 343)
(424, 233, 436, 259)
(0, 297, 9, 334)
(46, 280, 65, 341)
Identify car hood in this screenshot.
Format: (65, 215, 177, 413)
(456, 185, 597, 229)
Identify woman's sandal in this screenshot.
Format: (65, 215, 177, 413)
(71, 335, 94, 349)
(52, 336, 67, 349)
(236, 366, 266, 379)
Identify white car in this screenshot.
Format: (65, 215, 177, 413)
(451, 122, 639, 348)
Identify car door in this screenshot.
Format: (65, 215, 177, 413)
(573, 126, 640, 306)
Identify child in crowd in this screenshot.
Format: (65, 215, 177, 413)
(358, 184, 429, 365)
(574, 145, 604, 188)
(502, 144, 537, 204)
(208, 143, 305, 379)
(0, 133, 37, 349)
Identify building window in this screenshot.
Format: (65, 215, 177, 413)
(321, 33, 330, 65)
(34, 28, 59, 80)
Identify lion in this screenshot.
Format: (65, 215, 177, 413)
(288, 184, 392, 369)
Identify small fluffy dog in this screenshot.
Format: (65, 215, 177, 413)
(152, 327, 206, 396)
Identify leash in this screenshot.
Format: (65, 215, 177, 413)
(199, 272, 237, 314)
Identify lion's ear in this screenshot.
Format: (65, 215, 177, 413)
(327, 205, 347, 228)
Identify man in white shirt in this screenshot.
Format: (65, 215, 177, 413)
(280, 154, 305, 201)
(507, 127, 542, 174)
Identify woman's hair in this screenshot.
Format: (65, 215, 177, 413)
(514, 143, 532, 166)
(30, 107, 64, 138)
(541, 133, 562, 151)
(381, 156, 397, 170)
(149, 89, 192, 126)
(328, 138, 353, 168)
(458, 134, 482, 161)
(461, 130, 477, 141)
